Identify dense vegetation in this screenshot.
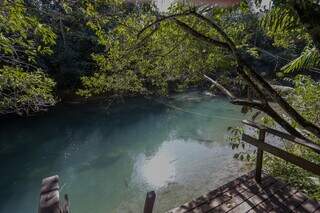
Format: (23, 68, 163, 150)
(1, 0, 256, 115)
(1, 0, 319, 199)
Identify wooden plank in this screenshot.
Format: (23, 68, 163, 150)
(246, 179, 298, 213)
(168, 171, 258, 213)
(205, 176, 277, 212)
(189, 175, 275, 213)
(242, 120, 320, 154)
(168, 171, 320, 213)
(292, 197, 320, 212)
(268, 191, 309, 212)
(228, 178, 289, 213)
(196, 175, 273, 212)
(242, 134, 320, 176)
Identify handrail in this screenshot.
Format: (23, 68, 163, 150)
(242, 134, 320, 176)
(242, 120, 320, 154)
(242, 120, 320, 182)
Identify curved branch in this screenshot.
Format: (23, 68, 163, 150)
(138, 11, 195, 38)
(173, 19, 231, 50)
(191, 11, 237, 52)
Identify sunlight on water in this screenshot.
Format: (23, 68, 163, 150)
(140, 146, 176, 189)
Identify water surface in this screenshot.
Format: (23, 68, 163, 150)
(0, 92, 248, 212)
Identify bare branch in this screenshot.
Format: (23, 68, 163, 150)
(204, 74, 235, 99)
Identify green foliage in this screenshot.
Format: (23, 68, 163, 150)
(227, 126, 253, 161)
(0, 66, 56, 116)
(286, 75, 320, 126)
(0, 0, 259, 104)
(0, 0, 57, 115)
(260, 7, 309, 48)
(78, 3, 253, 98)
(281, 48, 320, 73)
(227, 1, 320, 199)
(230, 75, 320, 199)
(78, 71, 145, 97)
(25, 0, 107, 89)
(0, 0, 56, 66)
(263, 76, 320, 199)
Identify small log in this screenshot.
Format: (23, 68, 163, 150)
(144, 191, 156, 213)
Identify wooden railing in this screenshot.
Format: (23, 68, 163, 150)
(242, 119, 320, 183)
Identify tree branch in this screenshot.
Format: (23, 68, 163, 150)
(173, 19, 231, 50)
(192, 11, 320, 139)
(204, 74, 235, 99)
(240, 56, 320, 138)
(138, 11, 195, 38)
(191, 11, 237, 52)
(204, 75, 308, 140)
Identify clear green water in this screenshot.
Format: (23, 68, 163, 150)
(0, 92, 248, 213)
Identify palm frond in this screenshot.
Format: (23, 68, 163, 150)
(281, 48, 320, 73)
(260, 7, 299, 35)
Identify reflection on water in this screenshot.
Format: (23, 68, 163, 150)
(0, 92, 249, 213)
(139, 146, 176, 189)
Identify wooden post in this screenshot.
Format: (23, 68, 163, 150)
(144, 191, 156, 213)
(255, 128, 266, 183)
(38, 175, 60, 213)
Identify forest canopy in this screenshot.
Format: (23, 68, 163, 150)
(1, 0, 264, 115)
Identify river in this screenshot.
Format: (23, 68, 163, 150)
(0, 92, 249, 212)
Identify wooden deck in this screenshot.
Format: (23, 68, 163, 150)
(168, 171, 320, 213)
